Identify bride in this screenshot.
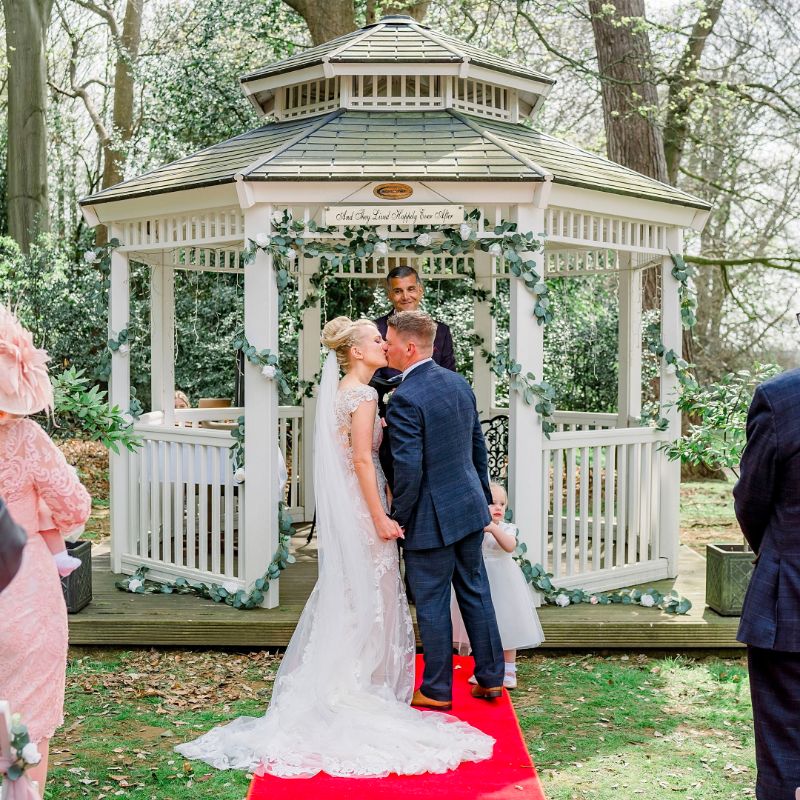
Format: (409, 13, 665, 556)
(176, 316, 494, 778)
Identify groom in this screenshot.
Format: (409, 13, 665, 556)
(384, 310, 504, 709)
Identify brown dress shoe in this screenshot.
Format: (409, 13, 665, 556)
(471, 684, 504, 700)
(411, 689, 452, 711)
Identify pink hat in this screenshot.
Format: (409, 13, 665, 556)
(0, 305, 54, 416)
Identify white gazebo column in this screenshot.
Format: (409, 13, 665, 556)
(617, 252, 642, 428)
(509, 203, 546, 561)
(150, 258, 176, 423)
(299, 257, 321, 521)
(658, 228, 683, 577)
(108, 223, 131, 573)
(243, 203, 281, 607)
(472, 250, 495, 418)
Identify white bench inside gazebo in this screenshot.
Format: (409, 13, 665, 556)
(80, 14, 710, 608)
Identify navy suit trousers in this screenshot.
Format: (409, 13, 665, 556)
(403, 530, 504, 700)
(748, 646, 800, 799)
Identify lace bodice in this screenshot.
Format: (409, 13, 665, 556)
(335, 384, 388, 514)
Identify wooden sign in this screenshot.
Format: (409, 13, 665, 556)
(324, 205, 464, 226)
(373, 183, 413, 200)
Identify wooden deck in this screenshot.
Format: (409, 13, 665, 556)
(68, 530, 743, 649)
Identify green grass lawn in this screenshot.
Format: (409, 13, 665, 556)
(44, 648, 755, 800)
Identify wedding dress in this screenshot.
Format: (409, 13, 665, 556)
(175, 351, 494, 777)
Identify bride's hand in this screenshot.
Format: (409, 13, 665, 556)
(374, 513, 404, 541)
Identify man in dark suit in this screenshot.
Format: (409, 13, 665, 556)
(0, 496, 26, 592)
(372, 265, 456, 487)
(385, 310, 503, 710)
(734, 368, 800, 799)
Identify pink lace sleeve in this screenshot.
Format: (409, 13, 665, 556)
(23, 420, 91, 533)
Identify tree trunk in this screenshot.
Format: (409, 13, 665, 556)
(3, 0, 53, 252)
(283, 0, 356, 45)
(103, 0, 144, 190)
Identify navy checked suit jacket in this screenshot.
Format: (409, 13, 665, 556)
(735, 368, 800, 651)
(386, 360, 492, 551)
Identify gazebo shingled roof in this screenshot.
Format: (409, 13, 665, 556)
(82, 110, 709, 210)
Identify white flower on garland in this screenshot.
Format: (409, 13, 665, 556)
(373, 241, 389, 257)
(665, 363, 677, 375)
(222, 581, 239, 595)
(285, 248, 297, 262)
(128, 578, 143, 592)
(555, 593, 570, 607)
(589, 595, 599, 605)
(118, 343, 130, 356)
(255, 232, 270, 248)
(640, 594, 655, 607)
(20, 743, 41, 765)
(488, 242, 503, 258)
(261, 364, 277, 379)
(83, 250, 98, 264)
(375, 226, 390, 241)
(271, 211, 284, 226)
(234, 468, 246, 484)
(459, 222, 472, 240)
(415, 232, 432, 247)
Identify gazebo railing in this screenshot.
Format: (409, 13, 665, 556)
(116, 406, 304, 585)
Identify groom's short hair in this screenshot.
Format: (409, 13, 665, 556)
(387, 310, 436, 351)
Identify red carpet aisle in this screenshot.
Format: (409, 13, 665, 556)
(248, 655, 546, 800)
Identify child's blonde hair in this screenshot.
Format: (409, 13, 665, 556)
(489, 482, 507, 503)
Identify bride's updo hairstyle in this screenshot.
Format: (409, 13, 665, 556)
(321, 316, 377, 369)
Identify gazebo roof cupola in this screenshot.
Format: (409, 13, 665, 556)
(241, 15, 555, 123)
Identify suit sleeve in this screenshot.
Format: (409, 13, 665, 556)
(438, 323, 457, 372)
(733, 384, 778, 554)
(471, 402, 492, 505)
(0, 497, 26, 593)
(386, 392, 423, 528)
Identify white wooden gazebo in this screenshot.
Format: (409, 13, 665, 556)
(80, 15, 710, 608)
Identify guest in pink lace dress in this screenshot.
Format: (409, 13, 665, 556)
(0, 306, 91, 791)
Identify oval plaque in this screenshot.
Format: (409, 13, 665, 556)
(373, 182, 413, 200)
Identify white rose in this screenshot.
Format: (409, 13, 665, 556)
(665, 363, 677, 375)
(255, 233, 270, 248)
(271, 211, 284, 226)
(21, 743, 41, 765)
(234, 468, 246, 484)
(261, 364, 276, 379)
(555, 593, 570, 607)
(128, 578, 143, 592)
(459, 222, 472, 240)
(415, 233, 432, 247)
(11, 713, 21, 726)
(222, 581, 239, 594)
(589, 595, 599, 605)
(285, 248, 297, 261)
(118, 343, 130, 355)
(375, 226, 390, 241)
(83, 250, 98, 264)
(488, 242, 503, 257)
(640, 594, 655, 607)
(373, 241, 388, 257)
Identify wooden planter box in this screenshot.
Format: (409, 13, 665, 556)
(60, 540, 92, 614)
(705, 543, 754, 616)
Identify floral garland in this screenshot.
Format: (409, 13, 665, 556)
(116, 500, 296, 610)
(513, 540, 693, 615)
(1, 710, 42, 781)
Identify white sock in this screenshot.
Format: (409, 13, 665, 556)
(504, 662, 516, 673)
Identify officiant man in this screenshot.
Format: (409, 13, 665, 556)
(372, 265, 456, 486)
(734, 366, 800, 799)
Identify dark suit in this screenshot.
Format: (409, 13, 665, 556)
(0, 496, 26, 593)
(734, 368, 800, 799)
(387, 360, 503, 700)
(372, 312, 456, 488)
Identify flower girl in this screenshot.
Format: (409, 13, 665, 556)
(451, 483, 544, 689)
